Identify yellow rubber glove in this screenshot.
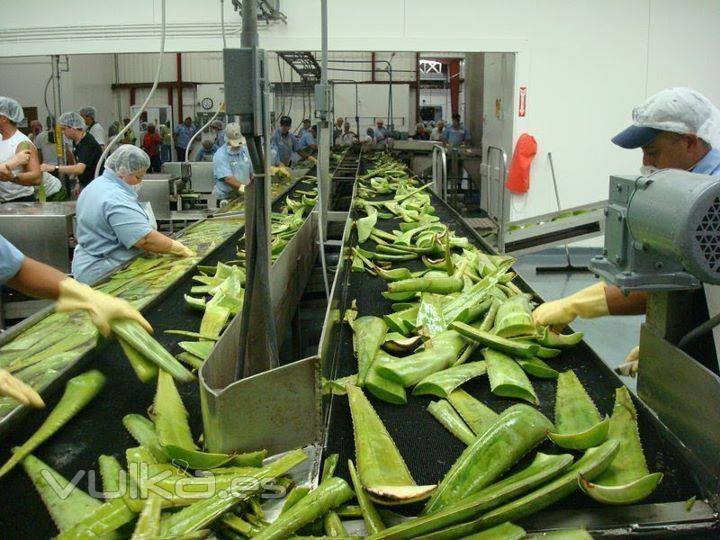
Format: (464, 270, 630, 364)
(615, 345, 639, 377)
(308, 155, 317, 163)
(169, 240, 196, 258)
(0, 370, 44, 408)
(56, 278, 152, 338)
(532, 282, 609, 331)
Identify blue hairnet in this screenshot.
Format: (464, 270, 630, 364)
(105, 144, 151, 177)
(58, 111, 86, 130)
(0, 97, 24, 123)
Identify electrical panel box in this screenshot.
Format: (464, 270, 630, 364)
(223, 48, 265, 133)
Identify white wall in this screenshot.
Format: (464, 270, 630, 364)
(2, 0, 720, 224)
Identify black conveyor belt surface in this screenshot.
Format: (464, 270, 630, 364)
(324, 182, 704, 523)
(0, 176, 316, 539)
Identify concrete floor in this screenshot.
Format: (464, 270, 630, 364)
(515, 247, 642, 390)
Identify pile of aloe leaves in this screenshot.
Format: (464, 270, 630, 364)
(320, 153, 669, 537)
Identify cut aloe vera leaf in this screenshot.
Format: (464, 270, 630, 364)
(512, 339, 561, 359)
(390, 302, 417, 313)
(416, 293, 449, 338)
(347, 384, 435, 505)
(348, 459, 386, 534)
(383, 305, 419, 336)
(492, 294, 536, 338)
(322, 374, 358, 396)
(118, 336, 159, 383)
(427, 400, 477, 445)
(357, 207, 379, 243)
(517, 357, 559, 379)
(451, 322, 539, 358)
(176, 352, 204, 369)
(413, 362, 487, 398)
(365, 355, 407, 405)
(381, 290, 418, 302)
(199, 304, 230, 340)
(484, 349, 538, 405)
(538, 326, 584, 348)
(388, 276, 464, 295)
(163, 445, 235, 470)
(178, 341, 214, 360)
(423, 404, 554, 514)
(122, 413, 168, 462)
(351, 316, 388, 386)
(154, 370, 198, 452)
(579, 471, 663, 505)
(448, 390, 499, 436)
(375, 267, 414, 282)
(382, 334, 423, 354)
(549, 370, 608, 450)
(463, 522, 526, 539)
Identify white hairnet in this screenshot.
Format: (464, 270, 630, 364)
(58, 111, 86, 130)
(78, 106, 96, 118)
(105, 144, 151, 177)
(633, 87, 720, 148)
(0, 96, 24, 123)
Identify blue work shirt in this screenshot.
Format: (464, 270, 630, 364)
(215, 130, 225, 147)
(374, 126, 388, 142)
(271, 128, 299, 165)
(692, 148, 720, 176)
(73, 169, 154, 284)
(212, 144, 253, 200)
(297, 127, 310, 139)
(270, 144, 280, 167)
(298, 131, 317, 152)
(442, 124, 471, 147)
(174, 124, 196, 149)
(197, 143, 219, 161)
(0, 234, 24, 284)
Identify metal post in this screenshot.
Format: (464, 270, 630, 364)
(318, 0, 330, 238)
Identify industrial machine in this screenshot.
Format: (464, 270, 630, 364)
(590, 169, 720, 499)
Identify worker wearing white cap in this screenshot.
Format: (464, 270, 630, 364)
(73, 144, 195, 285)
(79, 106, 106, 150)
(533, 87, 720, 374)
(0, 96, 41, 203)
(0, 232, 151, 408)
(212, 122, 253, 202)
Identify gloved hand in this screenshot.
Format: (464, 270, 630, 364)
(270, 165, 291, 179)
(168, 240, 195, 258)
(0, 370, 44, 408)
(532, 282, 609, 331)
(615, 345, 639, 377)
(308, 155, 317, 163)
(56, 278, 152, 338)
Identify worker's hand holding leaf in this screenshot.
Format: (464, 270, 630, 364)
(56, 278, 152, 338)
(615, 345, 640, 377)
(169, 240, 196, 258)
(0, 369, 44, 408)
(532, 282, 609, 332)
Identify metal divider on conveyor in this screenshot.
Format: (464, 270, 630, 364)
(0, 174, 318, 539)
(319, 153, 718, 536)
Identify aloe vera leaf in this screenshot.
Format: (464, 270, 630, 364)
(382, 334, 422, 354)
(0, 370, 105, 478)
(112, 320, 195, 382)
(538, 326, 584, 348)
(427, 400, 477, 445)
(230, 450, 267, 467)
(447, 390, 499, 436)
(462, 523, 526, 539)
(7, 331, 97, 373)
(160, 448, 307, 535)
(351, 317, 388, 386)
(324, 510, 349, 536)
(423, 440, 620, 539)
(388, 276, 463, 295)
(322, 374, 359, 396)
(442, 263, 512, 323)
(347, 385, 435, 504)
(199, 304, 231, 340)
(348, 459, 385, 534)
(163, 445, 235, 470)
(374, 267, 414, 282)
(118, 337, 159, 383)
(358, 248, 418, 262)
(122, 413, 169, 463)
(178, 341, 214, 360)
(22, 454, 103, 533)
(492, 295, 536, 338)
(578, 471, 663, 505)
(547, 370, 608, 449)
(376, 330, 466, 387)
(154, 370, 198, 452)
(365, 356, 408, 405)
(98, 454, 125, 495)
(357, 207, 379, 243)
(484, 349, 539, 405)
(56, 487, 137, 540)
(184, 294, 207, 311)
(281, 486, 311, 514)
(368, 452, 572, 540)
(459, 300, 492, 326)
(512, 340, 561, 359)
(451, 322, 539, 358)
(177, 352, 205, 370)
(517, 357, 559, 379)
(383, 306, 419, 336)
(453, 342, 479, 367)
(413, 362, 487, 398)
(479, 301, 500, 331)
(525, 529, 593, 540)
(131, 492, 162, 539)
(381, 290, 417, 302)
(416, 293, 448, 338)
(423, 404, 553, 514)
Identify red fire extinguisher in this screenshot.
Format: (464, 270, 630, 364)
(506, 133, 537, 194)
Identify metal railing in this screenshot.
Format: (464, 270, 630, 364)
(486, 145, 508, 252)
(432, 144, 448, 200)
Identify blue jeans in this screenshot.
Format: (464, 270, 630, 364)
(161, 144, 171, 163)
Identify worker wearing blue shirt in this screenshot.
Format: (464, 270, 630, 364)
(73, 145, 195, 285)
(196, 139, 219, 161)
(211, 120, 225, 147)
(174, 117, 196, 161)
(297, 118, 311, 138)
(442, 113, 472, 147)
(271, 116, 299, 166)
(0, 231, 151, 406)
(297, 125, 318, 159)
(212, 122, 253, 201)
(373, 119, 388, 143)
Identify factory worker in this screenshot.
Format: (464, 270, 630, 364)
(374, 119, 389, 143)
(196, 139, 219, 161)
(533, 87, 720, 374)
(412, 122, 430, 141)
(333, 117, 344, 145)
(79, 106, 106, 150)
(337, 122, 357, 146)
(430, 121, 445, 141)
(297, 118, 311, 138)
(297, 125, 318, 159)
(211, 120, 225, 147)
(212, 122, 253, 202)
(73, 145, 195, 284)
(175, 116, 196, 162)
(41, 111, 103, 195)
(0, 233, 151, 407)
(270, 116, 299, 166)
(0, 96, 42, 203)
(442, 113, 471, 147)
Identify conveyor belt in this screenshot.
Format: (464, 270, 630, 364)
(322, 158, 719, 535)
(0, 176, 317, 540)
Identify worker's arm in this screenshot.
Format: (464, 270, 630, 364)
(42, 161, 86, 177)
(6, 256, 66, 299)
(221, 175, 245, 191)
(134, 230, 195, 257)
(605, 286, 647, 315)
(0, 147, 42, 185)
